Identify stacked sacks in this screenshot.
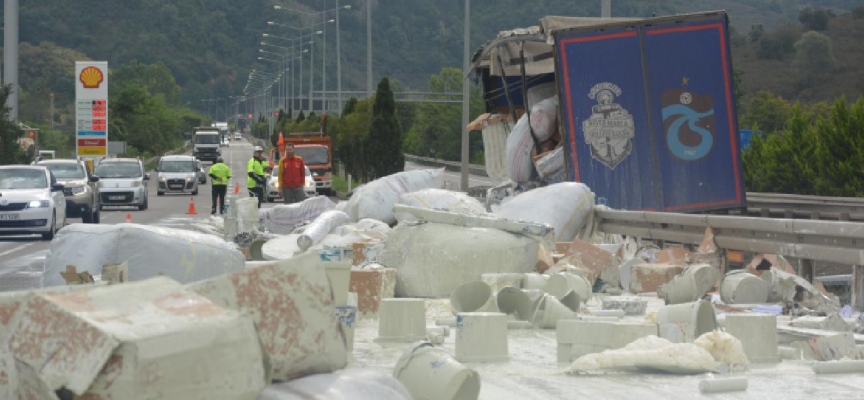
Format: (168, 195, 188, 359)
(494, 182, 595, 243)
(344, 169, 445, 224)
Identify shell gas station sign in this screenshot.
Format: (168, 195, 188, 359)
(75, 62, 108, 157)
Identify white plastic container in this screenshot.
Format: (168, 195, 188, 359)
(455, 312, 509, 363)
(656, 300, 717, 343)
(720, 270, 769, 304)
(534, 296, 576, 329)
(450, 281, 498, 314)
(559, 290, 581, 313)
(546, 273, 591, 302)
(522, 273, 550, 291)
(393, 342, 481, 400)
(377, 299, 428, 343)
(659, 263, 719, 305)
(496, 286, 536, 321)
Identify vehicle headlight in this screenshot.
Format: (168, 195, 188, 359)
(69, 186, 86, 195)
(130, 180, 142, 188)
(159, 176, 167, 182)
(27, 200, 49, 208)
(273, 181, 280, 189)
(186, 176, 194, 181)
(305, 180, 315, 188)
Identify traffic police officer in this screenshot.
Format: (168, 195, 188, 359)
(208, 156, 231, 214)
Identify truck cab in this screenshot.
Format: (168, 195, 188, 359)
(285, 132, 332, 196)
(192, 127, 221, 162)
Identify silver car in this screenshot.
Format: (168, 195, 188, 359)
(266, 165, 317, 202)
(196, 160, 208, 184)
(156, 155, 199, 196)
(37, 159, 101, 223)
(94, 158, 150, 211)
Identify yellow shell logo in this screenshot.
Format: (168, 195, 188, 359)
(79, 66, 104, 89)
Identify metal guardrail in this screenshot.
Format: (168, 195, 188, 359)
(405, 153, 864, 222)
(595, 209, 864, 266)
(143, 142, 192, 169)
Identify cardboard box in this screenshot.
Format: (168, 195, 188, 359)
(352, 240, 385, 266)
(188, 254, 348, 381)
(564, 239, 618, 279)
(349, 268, 397, 318)
(629, 263, 685, 293)
(7, 277, 266, 399)
(655, 246, 691, 266)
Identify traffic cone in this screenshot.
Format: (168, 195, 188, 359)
(234, 182, 240, 195)
(186, 197, 198, 215)
(125, 213, 132, 223)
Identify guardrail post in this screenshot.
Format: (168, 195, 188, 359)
(798, 259, 815, 283)
(840, 213, 850, 221)
(853, 265, 863, 312)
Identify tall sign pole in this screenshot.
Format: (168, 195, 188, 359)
(75, 62, 109, 159)
(460, 0, 470, 191)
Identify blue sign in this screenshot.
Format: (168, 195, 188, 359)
(77, 130, 107, 136)
(739, 130, 760, 149)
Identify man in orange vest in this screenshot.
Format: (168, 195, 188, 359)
(279, 143, 306, 204)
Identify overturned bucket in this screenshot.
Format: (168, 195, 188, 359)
(377, 298, 428, 343)
(546, 273, 591, 302)
(496, 286, 536, 321)
(659, 263, 719, 305)
(393, 342, 481, 400)
(455, 312, 509, 363)
(450, 281, 498, 314)
(656, 300, 716, 343)
(247, 237, 268, 261)
(522, 273, 550, 291)
(534, 295, 576, 329)
(720, 270, 769, 305)
(558, 290, 581, 313)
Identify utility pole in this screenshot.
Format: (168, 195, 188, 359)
(366, 0, 372, 99)
(460, 0, 470, 192)
(309, 36, 314, 112)
(322, 0, 327, 114)
(4, 0, 20, 121)
(49, 92, 55, 133)
(601, 0, 612, 18)
(336, 0, 343, 114)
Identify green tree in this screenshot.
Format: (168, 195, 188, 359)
(798, 7, 831, 31)
(0, 86, 30, 165)
(295, 110, 306, 124)
(111, 61, 181, 105)
(757, 25, 799, 60)
(333, 97, 373, 182)
(740, 91, 793, 133)
(748, 24, 765, 42)
(342, 97, 358, 116)
(811, 97, 864, 196)
(366, 78, 404, 179)
(792, 31, 837, 87)
(853, 6, 864, 19)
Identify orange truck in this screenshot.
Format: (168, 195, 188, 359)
(285, 132, 333, 196)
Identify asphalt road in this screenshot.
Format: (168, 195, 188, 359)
(0, 137, 257, 290)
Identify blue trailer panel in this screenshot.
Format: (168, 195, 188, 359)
(554, 12, 745, 213)
(555, 29, 659, 210)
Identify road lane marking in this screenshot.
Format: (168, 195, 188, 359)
(0, 242, 36, 258)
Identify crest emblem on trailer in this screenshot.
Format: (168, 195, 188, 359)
(582, 82, 635, 170)
(661, 83, 716, 161)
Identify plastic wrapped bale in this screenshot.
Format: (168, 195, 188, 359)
(297, 211, 351, 251)
(256, 369, 412, 400)
(264, 196, 337, 234)
(344, 169, 445, 224)
(42, 223, 245, 288)
(534, 147, 567, 184)
(494, 182, 594, 243)
(379, 222, 539, 298)
(481, 115, 511, 184)
(394, 189, 487, 223)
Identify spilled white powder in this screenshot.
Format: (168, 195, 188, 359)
(693, 330, 749, 366)
(567, 335, 717, 374)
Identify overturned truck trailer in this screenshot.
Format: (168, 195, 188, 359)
(471, 11, 745, 213)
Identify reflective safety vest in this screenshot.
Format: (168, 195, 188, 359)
(247, 157, 266, 188)
(208, 162, 231, 186)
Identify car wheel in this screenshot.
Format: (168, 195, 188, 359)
(93, 209, 101, 224)
(82, 208, 93, 223)
(267, 197, 274, 203)
(157, 191, 164, 196)
(41, 212, 56, 241)
(192, 189, 199, 196)
(139, 197, 148, 211)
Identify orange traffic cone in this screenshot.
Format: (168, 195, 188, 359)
(186, 197, 198, 215)
(125, 213, 132, 223)
(234, 182, 241, 195)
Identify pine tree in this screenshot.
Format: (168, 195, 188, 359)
(342, 97, 358, 116)
(295, 110, 306, 124)
(0, 85, 28, 165)
(366, 77, 404, 179)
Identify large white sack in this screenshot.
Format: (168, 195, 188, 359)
(527, 82, 557, 109)
(297, 210, 351, 250)
(344, 168, 444, 224)
(528, 95, 559, 143)
(265, 196, 336, 234)
(379, 222, 538, 298)
(43, 224, 245, 287)
(257, 369, 412, 400)
(494, 182, 594, 243)
(506, 115, 536, 183)
(394, 189, 487, 223)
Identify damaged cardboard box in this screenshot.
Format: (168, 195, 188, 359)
(350, 267, 397, 319)
(188, 255, 348, 382)
(630, 263, 685, 294)
(562, 239, 620, 286)
(5, 277, 266, 399)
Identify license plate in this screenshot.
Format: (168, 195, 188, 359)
(170, 185, 183, 189)
(0, 213, 20, 221)
(109, 195, 125, 200)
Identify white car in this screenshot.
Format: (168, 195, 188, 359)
(221, 137, 230, 147)
(0, 165, 67, 240)
(266, 165, 316, 202)
(234, 132, 242, 140)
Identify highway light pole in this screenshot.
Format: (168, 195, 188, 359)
(336, 0, 343, 114)
(367, 0, 372, 99)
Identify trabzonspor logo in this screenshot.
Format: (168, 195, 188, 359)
(661, 88, 715, 161)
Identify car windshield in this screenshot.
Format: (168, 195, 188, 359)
(44, 163, 85, 179)
(94, 162, 142, 179)
(195, 134, 220, 144)
(160, 160, 196, 173)
(0, 168, 49, 189)
(294, 147, 329, 164)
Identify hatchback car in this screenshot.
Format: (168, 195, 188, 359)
(36, 159, 101, 223)
(266, 165, 316, 202)
(0, 165, 67, 240)
(94, 158, 150, 210)
(234, 132, 242, 140)
(156, 155, 199, 196)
